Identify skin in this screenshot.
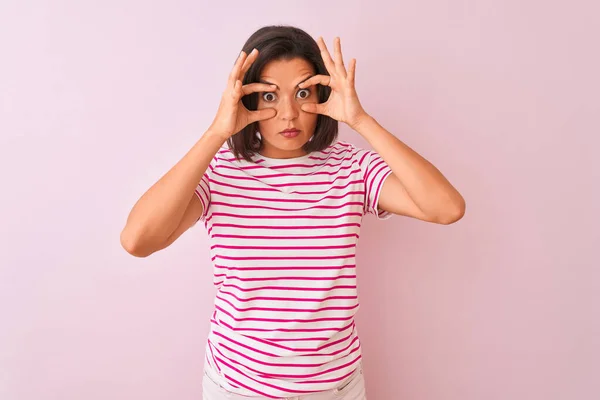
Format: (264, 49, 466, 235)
(255, 36, 466, 224)
(255, 58, 319, 159)
(120, 36, 466, 259)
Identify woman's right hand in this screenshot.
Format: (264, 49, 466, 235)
(209, 48, 277, 139)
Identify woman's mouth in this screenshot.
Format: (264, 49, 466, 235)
(279, 129, 301, 138)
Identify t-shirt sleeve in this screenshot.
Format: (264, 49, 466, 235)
(192, 153, 220, 225)
(353, 146, 394, 220)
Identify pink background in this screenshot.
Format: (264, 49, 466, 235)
(1, 1, 598, 399)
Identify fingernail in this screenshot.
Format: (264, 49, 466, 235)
(239, 51, 244, 57)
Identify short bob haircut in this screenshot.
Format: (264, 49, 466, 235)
(227, 25, 339, 162)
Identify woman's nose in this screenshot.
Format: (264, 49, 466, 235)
(278, 97, 300, 120)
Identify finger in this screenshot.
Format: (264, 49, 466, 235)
(248, 107, 277, 123)
(242, 82, 277, 96)
(347, 58, 356, 86)
(298, 74, 331, 88)
(317, 36, 336, 76)
(334, 37, 347, 77)
(231, 79, 243, 99)
(301, 102, 327, 115)
(239, 48, 258, 81)
(229, 51, 247, 86)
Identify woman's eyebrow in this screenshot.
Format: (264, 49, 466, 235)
(258, 75, 314, 90)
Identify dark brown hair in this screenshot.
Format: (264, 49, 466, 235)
(227, 25, 338, 162)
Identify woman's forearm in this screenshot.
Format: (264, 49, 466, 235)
(354, 115, 465, 219)
(120, 129, 227, 254)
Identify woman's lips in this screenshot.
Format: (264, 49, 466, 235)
(279, 129, 301, 138)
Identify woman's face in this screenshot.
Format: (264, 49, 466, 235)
(255, 57, 319, 159)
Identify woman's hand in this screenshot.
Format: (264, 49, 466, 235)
(299, 37, 370, 130)
(209, 49, 277, 138)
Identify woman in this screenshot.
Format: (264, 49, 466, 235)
(121, 25, 465, 400)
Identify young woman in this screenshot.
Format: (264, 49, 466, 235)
(121, 25, 465, 400)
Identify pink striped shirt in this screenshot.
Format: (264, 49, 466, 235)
(194, 140, 393, 398)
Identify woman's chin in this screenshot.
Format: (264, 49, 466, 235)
(261, 135, 310, 156)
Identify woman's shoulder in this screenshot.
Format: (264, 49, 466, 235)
(323, 140, 361, 156)
(212, 145, 240, 166)
(328, 140, 373, 160)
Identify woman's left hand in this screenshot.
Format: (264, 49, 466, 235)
(299, 37, 370, 130)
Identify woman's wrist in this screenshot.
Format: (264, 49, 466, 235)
(205, 126, 231, 143)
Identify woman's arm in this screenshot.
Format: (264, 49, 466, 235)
(120, 130, 227, 257)
(296, 37, 464, 224)
(120, 48, 279, 257)
(354, 115, 466, 224)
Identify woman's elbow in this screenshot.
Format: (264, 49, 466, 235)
(438, 197, 466, 225)
(120, 228, 153, 258)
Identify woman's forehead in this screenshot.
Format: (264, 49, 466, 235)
(259, 58, 314, 83)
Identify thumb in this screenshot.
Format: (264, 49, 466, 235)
(301, 103, 324, 115)
(250, 108, 277, 123)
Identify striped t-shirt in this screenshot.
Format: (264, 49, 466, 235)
(194, 140, 393, 398)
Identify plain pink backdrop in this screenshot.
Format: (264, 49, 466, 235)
(1, 1, 598, 399)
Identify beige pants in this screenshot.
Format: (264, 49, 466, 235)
(202, 364, 367, 400)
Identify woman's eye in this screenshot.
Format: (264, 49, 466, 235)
(262, 89, 310, 102)
(297, 89, 311, 99)
(262, 92, 277, 102)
